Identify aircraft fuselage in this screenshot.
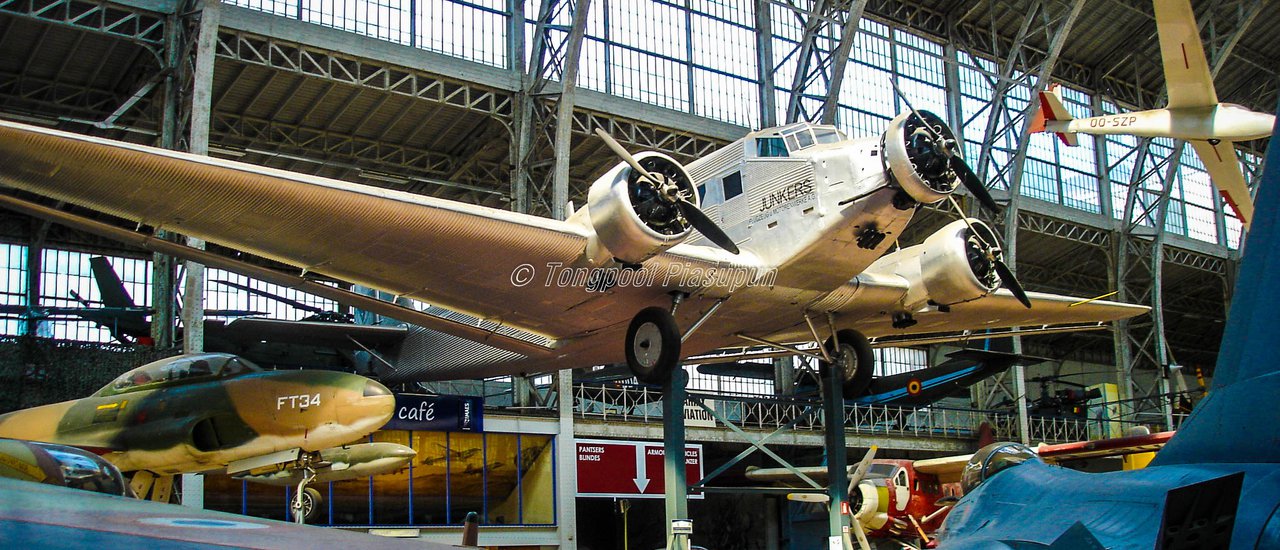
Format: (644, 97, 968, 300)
(0, 365, 394, 475)
(1047, 103, 1274, 141)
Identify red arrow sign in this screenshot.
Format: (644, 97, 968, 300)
(576, 438, 704, 499)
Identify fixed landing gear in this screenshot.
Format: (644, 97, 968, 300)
(290, 467, 321, 524)
(625, 306, 681, 384)
(820, 329, 875, 399)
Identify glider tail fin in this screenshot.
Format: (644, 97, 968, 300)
(1033, 84, 1078, 147)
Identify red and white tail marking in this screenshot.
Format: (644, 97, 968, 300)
(1032, 84, 1078, 147)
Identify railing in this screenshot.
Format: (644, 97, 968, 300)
(571, 383, 1169, 445)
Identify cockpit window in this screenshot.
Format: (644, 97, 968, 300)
(102, 354, 262, 394)
(775, 124, 845, 153)
(812, 127, 844, 144)
(756, 137, 789, 157)
(794, 129, 815, 149)
(960, 442, 1040, 493)
(893, 467, 909, 488)
(865, 463, 896, 479)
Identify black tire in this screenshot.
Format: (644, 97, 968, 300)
(625, 306, 681, 384)
(291, 486, 323, 523)
(819, 329, 875, 399)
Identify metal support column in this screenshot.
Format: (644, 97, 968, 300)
(180, 0, 219, 355)
(822, 358, 849, 547)
(995, 0, 1086, 444)
(22, 220, 49, 337)
(1149, 142, 1186, 427)
(663, 368, 690, 550)
(555, 368, 578, 549)
(755, 0, 777, 128)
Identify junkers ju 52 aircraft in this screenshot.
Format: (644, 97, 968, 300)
(0, 353, 413, 522)
(1032, 0, 1275, 228)
(0, 105, 1147, 397)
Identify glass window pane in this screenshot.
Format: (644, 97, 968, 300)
(372, 430, 413, 525)
(412, 431, 450, 524)
(448, 432, 485, 525)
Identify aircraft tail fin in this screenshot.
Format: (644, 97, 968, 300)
(1152, 97, 1280, 466)
(89, 256, 136, 309)
(1032, 84, 1078, 147)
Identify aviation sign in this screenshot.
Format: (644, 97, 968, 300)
(576, 438, 704, 499)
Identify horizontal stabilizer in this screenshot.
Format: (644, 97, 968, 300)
(1033, 84, 1078, 146)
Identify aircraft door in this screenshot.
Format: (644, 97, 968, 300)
(893, 467, 910, 512)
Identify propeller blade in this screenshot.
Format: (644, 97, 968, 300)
(994, 259, 1032, 309)
(677, 198, 740, 254)
(952, 156, 1001, 212)
(593, 128, 660, 184)
(851, 520, 872, 550)
(847, 445, 878, 493)
(889, 78, 941, 142)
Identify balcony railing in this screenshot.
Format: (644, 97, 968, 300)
(571, 383, 1168, 444)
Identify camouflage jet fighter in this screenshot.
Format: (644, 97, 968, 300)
(0, 352, 413, 522)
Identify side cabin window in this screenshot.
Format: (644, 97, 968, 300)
(723, 171, 743, 199)
(756, 137, 788, 157)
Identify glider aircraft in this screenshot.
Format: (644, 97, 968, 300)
(0, 105, 1147, 398)
(1032, 0, 1274, 228)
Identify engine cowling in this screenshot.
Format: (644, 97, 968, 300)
(584, 151, 697, 265)
(917, 218, 1002, 306)
(883, 109, 962, 205)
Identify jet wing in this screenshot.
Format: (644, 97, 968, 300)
(835, 280, 1148, 344)
(1155, 0, 1217, 108)
(0, 120, 739, 347)
(1190, 139, 1254, 227)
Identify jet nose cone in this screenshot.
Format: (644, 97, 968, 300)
(363, 379, 392, 397)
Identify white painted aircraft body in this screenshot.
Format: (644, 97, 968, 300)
(1033, 0, 1274, 228)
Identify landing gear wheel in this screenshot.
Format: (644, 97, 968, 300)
(291, 486, 322, 524)
(819, 329, 875, 399)
(625, 306, 681, 384)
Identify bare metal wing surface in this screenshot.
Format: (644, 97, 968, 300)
(0, 113, 1148, 386)
(0, 121, 674, 341)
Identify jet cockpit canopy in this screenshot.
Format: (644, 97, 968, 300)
(98, 353, 263, 395)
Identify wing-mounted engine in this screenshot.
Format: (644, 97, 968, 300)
(869, 218, 1004, 312)
(882, 110, 963, 205)
(583, 151, 698, 265)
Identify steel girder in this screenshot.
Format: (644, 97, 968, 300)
(768, 0, 869, 124)
(509, 0, 592, 219)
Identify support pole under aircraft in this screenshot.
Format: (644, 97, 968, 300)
(663, 368, 690, 550)
(823, 355, 851, 548)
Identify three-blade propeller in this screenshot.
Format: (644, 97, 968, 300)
(891, 79, 1001, 213)
(890, 81, 1031, 308)
(594, 128, 739, 255)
